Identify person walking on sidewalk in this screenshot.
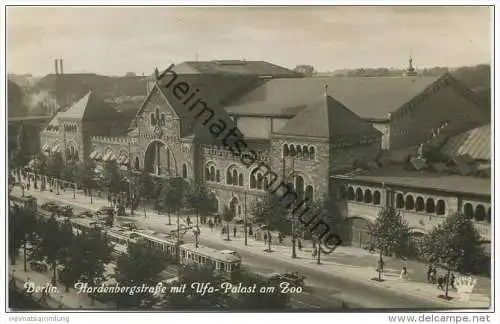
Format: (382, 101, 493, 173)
(298, 239, 302, 251)
(186, 216, 191, 227)
(208, 219, 214, 231)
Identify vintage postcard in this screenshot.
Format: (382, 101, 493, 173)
(3, 3, 494, 319)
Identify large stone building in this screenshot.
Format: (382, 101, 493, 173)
(39, 59, 490, 228)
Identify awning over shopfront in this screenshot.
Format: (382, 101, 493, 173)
(41, 144, 49, 152)
(95, 152, 103, 160)
(102, 151, 113, 161)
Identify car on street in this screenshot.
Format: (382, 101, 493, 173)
(29, 260, 49, 273)
(40, 201, 58, 213)
(77, 211, 93, 218)
(59, 205, 73, 217)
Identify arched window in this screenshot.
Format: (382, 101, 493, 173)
(205, 167, 210, 181)
(134, 157, 140, 170)
(396, 193, 404, 208)
(355, 188, 363, 202)
(150, 113, 156, 126)
(364, 190, 373, 203)
(74, 150, 79, 161)
(415, 197, 425, 212)
(309, 146, 315, 160)
(296, 146, 302, 158)
(302, 145, 309, 159)
(487, 207, 491, 224)
(182, 164, 187, 178)
(283, 144, 289, 157)
(226, 170, 232, 185)
(257, 173, 263, 189)
(475, 205, 486, 222)
(436, 200, 445, 215)
(289, 144, 296, 156)
(210, 166, 215, 182)
(160, 113, 166, 126)
(155, 108, 160, 121)
(238, 173, 243, 186)
(347, 187, 355, 200)
(405, 196, 415, 210)
(463, 203, 474, 219)
(250, 174, 256, 189)
(263, 178, 269, 189)
(216, 170, 220, 182)
(295, 175, 305, 200)
(373, 191, 381, 205)
(232, 170, 238, 185)
(305, 185, 313, 202)
(425, 198, 435, 213)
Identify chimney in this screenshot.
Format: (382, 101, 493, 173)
(54, 59, 59, 75)
(59, 59, 64, 74)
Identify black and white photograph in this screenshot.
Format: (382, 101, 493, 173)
(2, 2, 495, 319)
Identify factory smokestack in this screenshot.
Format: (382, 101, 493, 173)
(59, 59, 64, 74)
(54, 59, 59, 75)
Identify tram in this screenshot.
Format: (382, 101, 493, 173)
(180, 243, 241, 274)
(134, 230, 179, 258)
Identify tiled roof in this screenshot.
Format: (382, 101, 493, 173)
(59, 91, 120, 121)
(334, 167, 491, 196)
(226, 75, 441, 120)
(275, 95, 381, 139)
(172, 60, 300, 77)
(440, 124, 491, 161)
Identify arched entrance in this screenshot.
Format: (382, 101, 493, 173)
(348, 217, 372, 248)
(229, 197, 240, 216)
(144, 140, 176, 176)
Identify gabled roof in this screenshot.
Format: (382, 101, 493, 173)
(59, 91, 120, 121)
(226, 75, 442, 120)
(47, 112, 62, 127)
(441, 124, 491, 161)
(172, 60, 300, 77)
(274, 95, 381, 139)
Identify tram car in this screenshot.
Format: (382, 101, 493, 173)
(134, 230, 179, 258)
(179, 243, 241, 274)
(9, 195, 37, 213)
(106, 227, 139, 259)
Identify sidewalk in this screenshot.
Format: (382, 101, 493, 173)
(13, 184, 491, 308)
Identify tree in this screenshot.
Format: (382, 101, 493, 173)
(79, 228, 112, 305)
(310, 193, 348, 242)
(186, 182, 212, 226)
(76, 159, 96, 203)
(368, 207, 410, 281)
(99, 161, 122, 200)
(158, 179, 174, 225)
(31, 153, 47, 189)
(12, 124, 30, 179)
(58, 233, 86, 292)
(163, 264, 229, 309)
(56, 219, 76, 291)
(31, 215, 62, 284)
(113, 241, 169, 308)
(252, 190, 290, 234)
(135, 170, 154, 214)
(421, 212, 486, 299)
(61, 161, 78, 183)
(46, 152, 64, 179)
(8, 204, 37, 267)
(221, 206, 235, 241)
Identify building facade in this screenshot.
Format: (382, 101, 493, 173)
(39, 60, 489, 225)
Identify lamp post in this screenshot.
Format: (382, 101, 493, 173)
(193, 225, 200, 248)
(244, 191, 248, 246)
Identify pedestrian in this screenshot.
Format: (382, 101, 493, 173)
(437, 275, 445, 290)
(208, 219, 213, 231)
(186, 216, 191, 226)
(450, 273, 456, 289)
(248, 225, 253, 237)
(426, 264, 433, 283)
(399, 266, 408, 280)
(431, 267, 437, 284)
(233, 226, 237, 237)
(263, 232, 268, 243)
(298, 239, 302, 251)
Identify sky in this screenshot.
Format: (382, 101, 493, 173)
(6, 6, 492, 76)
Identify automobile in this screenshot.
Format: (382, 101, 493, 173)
(40, 201, 58, 213)
(271, 272, 306, 287)
(29, 260, 49, 273)
(220, 250, 240, 258)
(77, 211, 93, 218)
(120, 222, 137, 231)
(59, 205, 73, 217)
(96, 206, 114, 216)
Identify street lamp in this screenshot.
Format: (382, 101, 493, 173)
(193, 225, 200, 248)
